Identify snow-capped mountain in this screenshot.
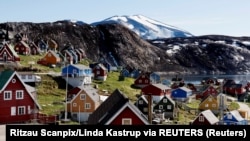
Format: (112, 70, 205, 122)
(91, 15, 193, 40)
(55, 19, 86, 25)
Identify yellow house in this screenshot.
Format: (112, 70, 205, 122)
(199, 94, 219, 113)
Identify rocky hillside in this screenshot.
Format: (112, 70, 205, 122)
(1, 21, 250, 75)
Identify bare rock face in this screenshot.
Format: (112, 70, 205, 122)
(1, 22, 250, 75)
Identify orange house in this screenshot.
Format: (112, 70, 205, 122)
(37, 50, 61, 66)
(66, 85, 100, 123)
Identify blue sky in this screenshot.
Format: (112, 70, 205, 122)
(1, 0, 249, 37)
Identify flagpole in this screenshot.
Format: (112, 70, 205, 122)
(65, 62, 68, 121)
(63, 52, 69, 122)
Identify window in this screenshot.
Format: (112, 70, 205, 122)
(199, 116, 204, 122)
(208, 97, 212, 102)
(205, 104, 209, 107)
(85, 103, 91, 109)
(12, 79, 16, 83)
(28, 106, 31, 114)
(18, 106, 25, 115)
(80, 94, 86, 100)
(16, 90, 24, 99)
(143, 107, 148, 112)
(96, 71, 100, 75)
(139, 80, 142, 83)
(163, 99, 168, 103)
(122, 118, 132, 125)
(212, 104, 216, 107)
(28, 75, 32, 79)
(145, 80, 148, 83)
(4, 91, 12, 100)
(159, 105, 163, 109)
(167, 105, 172, 110)
(21, 75, 26, 79)
(138, 100, 143, 104)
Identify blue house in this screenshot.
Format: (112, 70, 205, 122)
(120, 68, 130, 77)
(171, 86, 192, 102)
(37, 39, 48, 52)
(161, 79, 171, 86)
(150, 72, 161, 84)
(222, 110, 248, 125)
(62, 64, 92, 77)
(61, 64, 93, 87)
(130, 69, 140, 78)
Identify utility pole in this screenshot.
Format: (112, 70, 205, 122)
(62, 54, 69, 123)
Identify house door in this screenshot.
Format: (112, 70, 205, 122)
(11, 106, 16, 116)
(32, 48, 37, 55)
(3, 54, 7, 62)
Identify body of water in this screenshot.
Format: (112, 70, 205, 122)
(161, 74, 250, 84)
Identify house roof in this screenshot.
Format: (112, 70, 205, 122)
(151, 83, 171, 90)
(177, 86, 192, 92)
(19, 40, 30, 48)
(135, 95, 148, 105)
(0, 70, 41, 109)
(0, 69, 14, 90)
(196, 109, 219, 124)
(46, 50, 60, 58)
(87, 89, 129, 124)
(162, 95, 175, 105)
(71, 64, 90, 70)
(71, 85, 99, 102)
(94, 63, 107, 70)
(3, 43, 19, 58)
(225, 110, 245, 121)
(105, 101, 149, 125)
(200, 94, 215, 103)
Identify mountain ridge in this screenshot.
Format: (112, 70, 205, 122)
(91, 14, 193, 40)
(1, 15, 250, 75)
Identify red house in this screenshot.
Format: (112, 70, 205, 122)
(0, 43, 20, 62)
(14, 41, 30, 55)
(223, 79, 246, 95)
(87, 89, 149, 125)
(28, 41, 41, 55)
(141, 83, 171, 103)
(134, 72, 151, 88)
(196, 85, 218, 100)
(0, 70, 41, 124)
(92, 63, 108, 81)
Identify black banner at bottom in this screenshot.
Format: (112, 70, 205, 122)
(5, 125, 250, 140)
